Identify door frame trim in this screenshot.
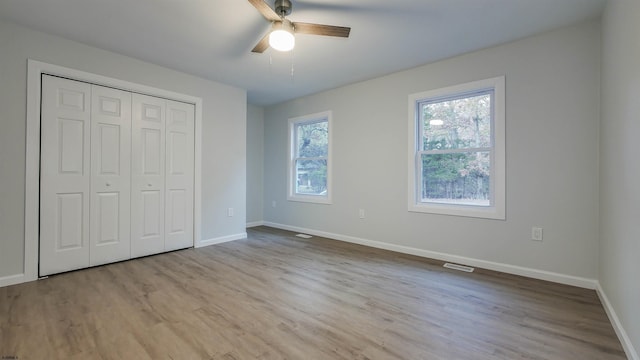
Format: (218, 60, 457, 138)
(25, 59, 203, 282)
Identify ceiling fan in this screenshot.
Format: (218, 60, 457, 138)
(248, 0, 351, 53)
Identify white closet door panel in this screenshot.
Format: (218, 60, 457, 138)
(54, 193, 85, 251)
(131, 94, 166, 257)
(58, 119, 85, 174)
(165, 100, 194, 251)
(90, 85, 132, 266)
(142, 190, 162, 235)
(40, 75, 91, 276)
(142, 129, 162, 174)
(96, 192, 119, 243)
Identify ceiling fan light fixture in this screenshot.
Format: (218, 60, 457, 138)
(269, 20, 295, 52)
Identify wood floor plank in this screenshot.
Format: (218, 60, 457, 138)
(0, 226, 627, 359)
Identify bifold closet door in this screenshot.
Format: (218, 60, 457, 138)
(40, 75, 92, 276)
(131, 94, 166, 258)
(165, 100, 195, 251)
(40, 76, 132, 275)
(40, 75, 195, 275)
(130, 96, 195, 256)
(89, 85, 132, 266)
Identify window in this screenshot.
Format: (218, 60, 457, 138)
(288, 111, 332, 204)
(408, 76, 505, 219)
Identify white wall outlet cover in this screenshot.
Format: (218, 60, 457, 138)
(531, 227, 543, 241)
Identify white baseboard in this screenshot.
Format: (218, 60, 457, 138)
(263, 221, 598, 289)
(246, 221, 265, 228)
(196, 232, 247, 248)
(596, 282, 639, 360)
(0, 273, 25, 288)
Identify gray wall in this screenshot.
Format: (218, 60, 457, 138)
(247, 104, 264, 224)
(600, 0, 640, 356)
(0, 20, 247, 279)
(262, 21, 601, 279)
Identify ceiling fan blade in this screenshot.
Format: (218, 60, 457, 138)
(248, 0, 281, 22)
(252, 33, 271, 53)
(293, 22, 351, 37)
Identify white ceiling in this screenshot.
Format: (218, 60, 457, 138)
(0, 0, 606, 105)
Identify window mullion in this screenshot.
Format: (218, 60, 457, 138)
(295, 156, 327, 162)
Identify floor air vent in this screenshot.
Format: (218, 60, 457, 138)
(443, 263, 475, 273)
(295, 234, 313, 239)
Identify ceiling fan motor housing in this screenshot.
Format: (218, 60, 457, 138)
(274, 0, 292, 16)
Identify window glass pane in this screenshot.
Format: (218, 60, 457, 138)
(296, 121, 328, 157)
(295, 159, 327, 195)
(421, 93, 492, 150)
(421, 151, 491, 206)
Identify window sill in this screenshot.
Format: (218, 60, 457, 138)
(409, 203, 505, 220)
(287, 195, 332, 205)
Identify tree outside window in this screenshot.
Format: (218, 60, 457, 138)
(419, 92, 492, 206)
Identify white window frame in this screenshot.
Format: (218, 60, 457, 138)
(408, 76, 505, 219)
(287, 111, 332, 204)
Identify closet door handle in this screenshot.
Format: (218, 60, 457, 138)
(105, 182, 111, 187)
(147, 183, 152, 187)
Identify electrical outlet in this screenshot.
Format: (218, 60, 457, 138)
(272, 201, 277, 208)
(358, 209, 365, 219)
(531, 227, 543, 241)
(227, 207, 234, 217)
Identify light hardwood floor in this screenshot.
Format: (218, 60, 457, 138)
(0, 226, 626, 359)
